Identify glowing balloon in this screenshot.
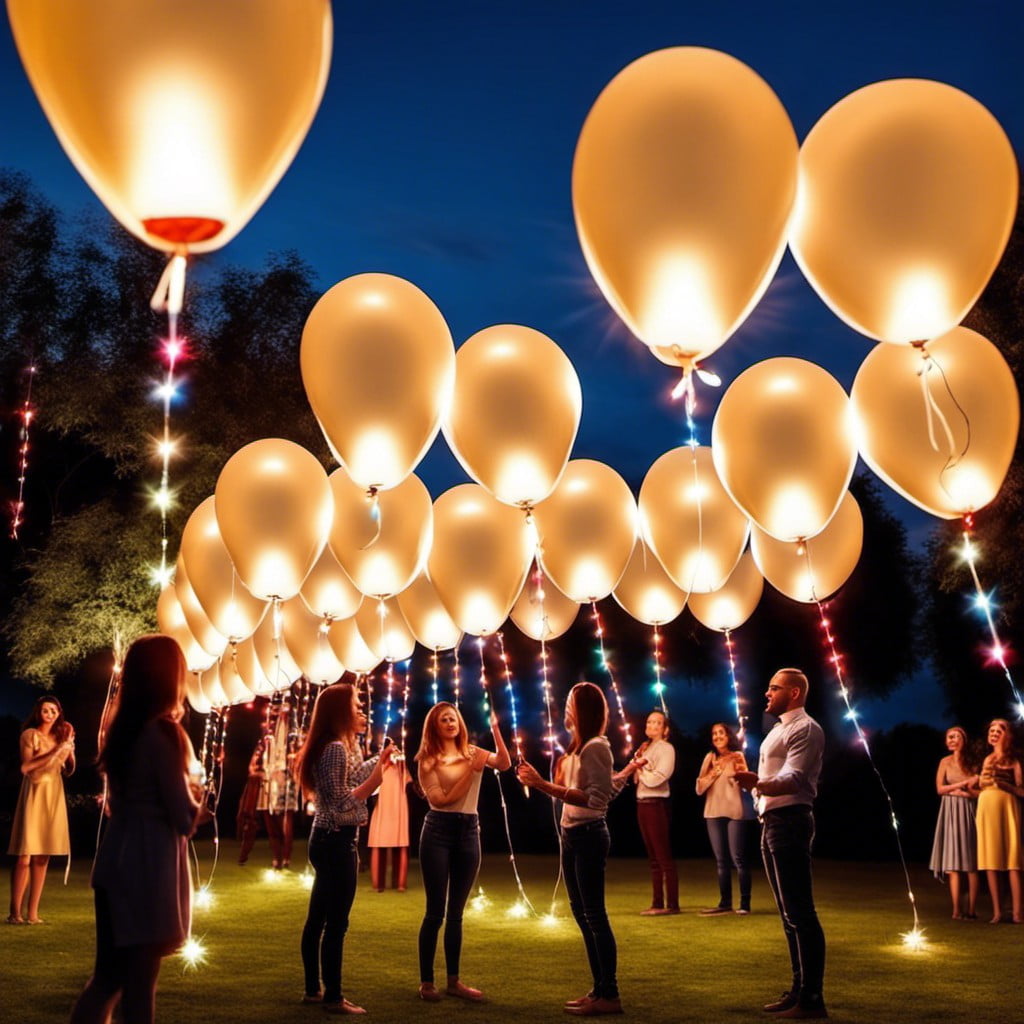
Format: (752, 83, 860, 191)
(215, 438, 332, 601)
(198, 667, 229, 709)
(252, 608, 303, 691)
(355, 598, 416, 664)
(510, 563, 581, 642)
(301, 274, 455, 490)
(280, 596, 343, 685)
(157, 584, 218, 673)
(7, 0, 331, 254)
(751, 492, 863, 602)
(533, 460, 638, 602)
(639, 446, 749, 594)
(427, 484, 534, 637)
(217, 655, 254, 706)
(612, 538, 687, 626)
(443, 325, 582, 507)
(328, 468, 432, 598)
(573, 47, 797, 366)
(851, 327, 1019, 518)
(791, 79, 1018, 343)
(328, 617, 382, 676)
(300, 544, 362, 621)
(396, 573, 463, 652)
(185, 674, 212, 715)
(712, 358, 857, 542)
(179, 499, 267, 641)
(687, 551, 764, 632)
(234, 636, 272, 697)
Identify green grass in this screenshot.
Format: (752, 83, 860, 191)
(4, 843, 1019, 1023)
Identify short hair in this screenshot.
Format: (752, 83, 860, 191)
(774, 668, 809, 699)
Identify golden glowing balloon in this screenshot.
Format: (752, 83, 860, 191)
(687, 551, 764, 632)
(300, 544, 363, 622)
(217, 654, 254, 706)
(7, 0, 331, 253)
(751, 492, 863, 602)
(712, 358, 857, 542)
(427, 484, 534, 637)
(851, 327, 1019, 518)
(198, 667, 229, 709)
(639, 446, 749, 594)
(234, 636, 272, 697)
(791, 79, 1018, 343)
(252, 609, 303, 691)
(328, 468, 432, 599)
(396, 573, 463, 652)
(158, 583, 218, 673)
(328, 616, 382, 676)
(533, 460, 638, 602)
(280, 596, 343, 685)
(178, 501, 267, 642)
(612, 538, 687, 626)
(443, 325, 582, 507)
(185, 674, 212, 715)
(355, 598, 416, 664)
(215, 438, 333, 601)
(573, 47, 797, 364)
(510, 563, 581, 642)
(301, 274, 455, 490)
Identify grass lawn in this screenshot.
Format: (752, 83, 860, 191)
(4, 843, 1019, 1023)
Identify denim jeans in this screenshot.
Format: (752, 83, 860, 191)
(418, 810, 481, 983)
(705, 816, 753, 910)
(561, 819, 618, 1000)
(761, 806, 826, 1001)
(301, 826, 359, 1003)
(637, 798, 678, 910)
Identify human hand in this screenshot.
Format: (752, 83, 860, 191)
(379, 741, 396, 768)
(516, 761, 542, 788)
(489, 709, 500, 730)
(733, 770, 758, 792)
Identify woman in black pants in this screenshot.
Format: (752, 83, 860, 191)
(518, 682, 643, 1017)
(414, 702, 510, 1002)
(294, 682, 393, 1014)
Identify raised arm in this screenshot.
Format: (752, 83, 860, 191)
(483, 712, 512, 771)
(19, 729, 74, 776)
(351, 743, 392, 802)
(417, 753, 478, 808)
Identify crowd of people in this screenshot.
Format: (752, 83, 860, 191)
(4, 633, 1024, 1021)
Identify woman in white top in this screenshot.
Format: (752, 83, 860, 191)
(695, 722, 752, 915)
(414, 702, 510, 1003)
(518, 681, 643, 1017)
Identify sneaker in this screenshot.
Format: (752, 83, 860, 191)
(699, 906, 733, 916)
(764, 991, 798, 1013)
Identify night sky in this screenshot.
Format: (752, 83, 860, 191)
(2, 1, 1022, 728)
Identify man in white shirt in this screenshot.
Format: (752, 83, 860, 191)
(736, 669, 827, 1020)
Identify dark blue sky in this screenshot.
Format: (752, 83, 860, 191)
(2, 1, 1021, 727)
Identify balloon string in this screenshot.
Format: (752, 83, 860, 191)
(722, 628, 748, 747)
(10, 357, 36, 539)
(590, 601, 633, 754)
(685, 444, 704, 597)
(916, 352, 959, 459)
(430, 649, 440, 705)
(381, 660, 396, 750)
(491, 767, 538, 916)
(452, 643, 462, 710)
(193, 705, 230, 897)
(400, 660, 412, 756)
(358, 488, 383, 550)
(652, 623, 667, 714)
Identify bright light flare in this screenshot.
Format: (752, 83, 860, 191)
(179, 936, 208, 969)
(540, 913, 560, 928)
(468, 887, 491, 914)
(262, 868, 283, 884)
(900, 928, 928, 952)
(506, 900, 530, 920)
(300, 869, 315, 890)
(193, 886, 215, 911)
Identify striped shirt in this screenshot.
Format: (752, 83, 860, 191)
(312, 741, 378, 831)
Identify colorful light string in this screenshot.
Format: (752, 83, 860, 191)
(651, 623, 667, 713)
(10, 361, 36, 540)
(722, 628, 749, 747)
(430, 649, 440, 706)
(495, 631, 524, 764)
(590, 601, 633, 754)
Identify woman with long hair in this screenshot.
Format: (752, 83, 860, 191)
(295, 681, 392, 1014)
(929, 726, 981, 919)
(70, 634, 207, 1024)
(976, 718, 1023, 923)
(518, 682, 642, 1017)
(7, 695, 75, 924)
(414, 701, 510, 1003)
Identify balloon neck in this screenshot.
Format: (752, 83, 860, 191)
(143, 216, 225, 246)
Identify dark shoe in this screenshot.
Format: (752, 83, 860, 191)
(640, 906, 670, 916)
(764, 991, 798, 1013)
(565, 994, 595, 1008)
(774, 1002, 828, 1020)
(418, 984, 443, 1003)
(565, 997, 623, 1016)
(446, 980, 484, 1002)
(699, 906, 733, 916)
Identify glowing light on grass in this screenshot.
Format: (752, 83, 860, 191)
(262, 868, 283, 884)
(506, 899, 530, 920)
(193, 886, 215, 911)
(179, 936, 207, 970)
(468, 887, 491, 914)
(900, 927, 928, 952)
(540, 912, 561, 928)
(300, 869, 315, 890)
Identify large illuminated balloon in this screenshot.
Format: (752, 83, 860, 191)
(215, 438, 332, 601)
(510, 563, 581, 642)
(157, 584, 218, 672)
(533, 460, 638, 602)
(198, 667, 229, 709)
(280, 596, 343, 684)
(443, 325, 582, 507)
(688, 550, 764, 632)
(612, 538, 687, 626)
(851, 327, 1019, 518)
(234, 637, 273, 697)
(751, 492, 863, 602)
(791, 79, 1017, 343)
(185, 674, 212, 715)
(396, 573, 463, 652)
(217, 654, 254, 706)
(639, 446, 749, 594)
(328, 468, 432, 598)
(7, 0, 331, 254)
(328, 616, 382, 676)
(178, 501, 267, 642)
(252, 609, 303, 691)
(355, 598, 416, 664)
(300, 544, 363, 622)
(301, 274, 455, 490)
(427, 484, 533, 637)
(712, 358, 857, 542)
(573, 47, 797, 366)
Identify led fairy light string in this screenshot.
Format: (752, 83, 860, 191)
(960, 515, 1024, 717)
(400, 660, 412, 755)
(651, 623, 668, 714)
(430, 649, 440, 705)
(590, 601, 633, 755)
(90, 634, 126, 882)
(380, 660, 397, 749)
(451, 641, 462, 709)
(477, 636, 492, 716)
(669, 362, 721, 442)
(149, 253, 188, 588)
(10, 360, 36, 539)
(495, 631, 524, 765)
(722, 628, 749, 747)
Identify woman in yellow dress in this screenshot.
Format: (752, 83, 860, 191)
(976, 718, 1023, 923)
(7, 695, 75, 924)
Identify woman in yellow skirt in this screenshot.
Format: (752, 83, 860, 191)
(976, 718, 1023, 923)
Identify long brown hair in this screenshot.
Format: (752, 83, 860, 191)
(710, 721, 742, 754)
(24, 695, 72, 743)
(415, 702, 471, 765)
(99, 634, 188, 790)
(945, 726, 980, 774)
(294, 683, 360, 793)
(567, 682, 608, 755)
(987, 718, 1021, 764)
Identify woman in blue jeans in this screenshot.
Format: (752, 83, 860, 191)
(695, 722, 753, 915)
(414, 702, 510, 1003)
(294, 682, 393, 1015)
(518, 681, 643, 1017)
